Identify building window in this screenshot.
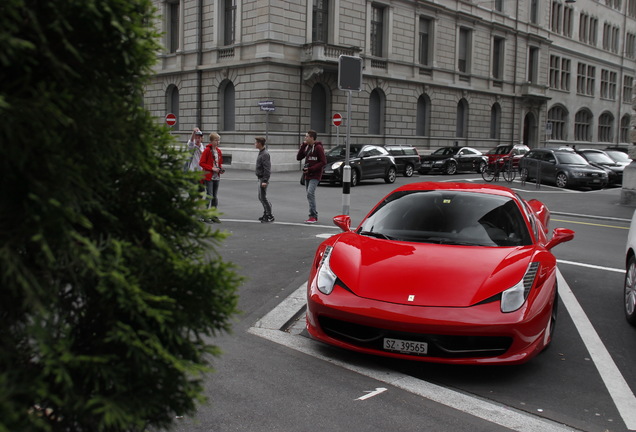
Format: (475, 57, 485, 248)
(416, 94, 431, 136)
(528, 46, 539, 84)
(606, 0, 622, 10)
(494, 0, 503, 12)
(549, 55, 570, 91)
(626, 33, 636, 59)
(492, 37, 504, 80)
(490, 103, 501, 139)
(550, 2, 572, 36)
(222, 0, 237, 46)
(623, 75, 634, 103)
(579, 13, 598, 45)
(220, 81, 235, 131)
(600, 69, 617, 100)
(547, 106, 567, 140)
(312, 0, 329, 43)
(574, 110, 592, 141)
(602, 23, 619, 53)
(577, 63, 595, 96)
(419, 17, 432, 66)
(370, 5, 385, 57)
(166, 85, 179, 131)
(310, 84, 328, 134)
(530, 0, 539, 24)
(456, 99, 468, 138)
(167, 1, 180, 53)
(458, 27, 472, 74)
(621, 115, 631, 143)
(598, 112, 614, 142)
(630, 0, 636, 18)
(369, 89, 385, 134)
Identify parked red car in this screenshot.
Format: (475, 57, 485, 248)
(306, 182, 574, 365)
(486, 144, 530, 168)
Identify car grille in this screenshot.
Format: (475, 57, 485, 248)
(319, 316, 512, 358)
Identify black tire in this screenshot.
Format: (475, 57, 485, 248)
(384, 166, 397, 184)
(444, 161, 457, 175)
(502, 161, 516, 183)
(404, 164, 414, 177)
(625, 255, 636, 325)
(477, 160, 487, 173)
(543, 285, 559, 351)
(481, 165, 496, 182)
(555, 172, 568, 188)
(351, 169, 359, 187)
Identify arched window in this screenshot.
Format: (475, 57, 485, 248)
(490, 103, 501, 139)
(166, 84, 179, 131)
(620, 114, 631, 143)
(310, 84, 328, 134)
(220, 80, 235, 131)
(574, 109, 592, 141)
(416, 94, 431, 136)
(369, 89, 385, 135)
(547, 105, 567, 140)
(598, 112, 614, 142)
(456, 99, 468, 138)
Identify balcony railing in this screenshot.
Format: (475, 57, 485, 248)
(302, 43, 361, 63)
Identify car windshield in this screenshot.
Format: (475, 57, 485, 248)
(327, 145, 363, 158)
(555, 152, 588, 165)
(358, 190, 532, 247)
(605, 150, 630, 163)
(432, 147, 459, 156)
(582, 152, 614, 164)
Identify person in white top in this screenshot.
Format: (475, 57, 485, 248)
(185, 128, 205, 172)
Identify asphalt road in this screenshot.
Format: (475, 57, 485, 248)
(170, 168, 636, 432)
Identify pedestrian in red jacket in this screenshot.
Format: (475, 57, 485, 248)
(199, 132, 224, 223)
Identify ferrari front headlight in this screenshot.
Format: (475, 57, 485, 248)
(316, 246, 337, 295)
(501, 262, 539, 313)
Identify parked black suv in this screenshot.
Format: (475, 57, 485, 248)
(385, 145, 421, 177)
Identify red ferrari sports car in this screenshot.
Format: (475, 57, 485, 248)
(306, 182, 574, 365)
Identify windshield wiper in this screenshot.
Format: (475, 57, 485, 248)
(359, 231, 394, 240)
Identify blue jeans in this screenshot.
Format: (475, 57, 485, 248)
(305, 179, 319, 218)
(205, 179, 220, 208)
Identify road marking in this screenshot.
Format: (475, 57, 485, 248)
(249, 284, 580, 432)
(552, 218, 629, 229)
(356, 387, 387, 401)
(557, 259, 624, 273)
(557, 270, 636, 430)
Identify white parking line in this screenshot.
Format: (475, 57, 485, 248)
(557, 259, 625, 273)
(249, 284, 581, 432)
(556, 270, 636, 430)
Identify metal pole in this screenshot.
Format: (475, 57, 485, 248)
(342, 91, 352, 215)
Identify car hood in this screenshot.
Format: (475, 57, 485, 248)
(329, 234, 538, 307)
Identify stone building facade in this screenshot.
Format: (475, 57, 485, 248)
(144, 0, 636, 171)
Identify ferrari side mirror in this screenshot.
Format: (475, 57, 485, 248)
(333, 215, 352, 232)
(546, 228, 575, 250)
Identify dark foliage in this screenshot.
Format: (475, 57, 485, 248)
(0, 1, 241, 431)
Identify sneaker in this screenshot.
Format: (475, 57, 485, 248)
(304, 217, 317, 224)
(261, 215, 275, 223)
(258, 214, 266, 221)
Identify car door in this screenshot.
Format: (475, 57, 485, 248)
(359, 146, 383, 178)
(457, 148, 478, 171)
(540, 152, 558, 183)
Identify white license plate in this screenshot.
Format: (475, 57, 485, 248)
(422, 162, 432, 167)
(383, 338, 428, 355)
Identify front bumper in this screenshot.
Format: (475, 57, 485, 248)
(306, 281, 555, 365)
